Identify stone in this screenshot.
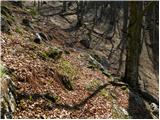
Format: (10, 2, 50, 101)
(80, 39, 90, 49)
(150, 103, 159, 114)
(34, 33, 42, 44)
(47, 47, 63, 60)
(1, 75, 16, 119)
(34, 37, 41, 44)
(89, 50, 110, 69)
(58, 74, 73, 91)
(22, 18, 33, 29)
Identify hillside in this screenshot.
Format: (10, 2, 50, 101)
(0, 1, 159, 119)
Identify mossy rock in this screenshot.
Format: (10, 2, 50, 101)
(47, 47, 63, 60)
(99, 89, 109, 97)
(112, 104, 129, 119)
(0, 64, 7, 78)
(22, 18, 31, 27)
(85, 79, 103, 91)
(57, 73, 74, 91)
(1, 73, 16, 119)
(56, 59, 77, 90)
(57, 59, 77, 80)
(38, 47, 63, 60)
(38, 52, 49, 60)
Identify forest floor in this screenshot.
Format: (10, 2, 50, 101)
(1, 2, 159, 119)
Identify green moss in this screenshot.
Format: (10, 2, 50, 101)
(0, 64, 7, 78)
(29, 95, 33, 101)
(38, 51, 49, 60)
(15, 27, 23, 35)
(57, 59, 77, 80)
(46, 47, 63, 60)
(99, 89, 109, 97)
(85, 79, 102, 91)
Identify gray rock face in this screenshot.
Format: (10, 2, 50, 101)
(89, 50, 110, 69)
(1, 74, 16, 119)
(80, 34, 91, 49)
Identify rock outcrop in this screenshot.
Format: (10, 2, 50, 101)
(0, 65, 17, 119)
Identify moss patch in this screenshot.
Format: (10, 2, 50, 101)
(0, 64, 7, 78)
(38, 51, 49, 60)
(38, 47, 63, 60)
(57, 59, 77, 80)
(85, 79, 103, 91)
(15, 27, 23, 35)
(47, 47, 63, 60)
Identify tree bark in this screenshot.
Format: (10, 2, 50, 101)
(124, 2, 143, 91)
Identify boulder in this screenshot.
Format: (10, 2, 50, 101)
(47, 47, 63, 60)
(22, 18, 33, 29)
(34, 33, 48, 44)
(34, 33, 42, 44)
(80, 39, 90, 49)
(1, 74, 16, 119)
(80, 33, 91, 49)
(34, 38, 41, 44)
(89, 50, 110, 69)
(58, 74, 73, 91)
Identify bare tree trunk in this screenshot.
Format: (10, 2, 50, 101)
(62, 1, 67, 12)
(117, 2, 129, 74)
(124, 2, 143, 91)
(76, 1, 84, 27)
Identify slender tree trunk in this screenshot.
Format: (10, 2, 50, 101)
(76, 1, 84, 27)
(62, 1, 67, 12)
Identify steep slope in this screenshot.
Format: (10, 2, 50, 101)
(1, 2, 158, 119)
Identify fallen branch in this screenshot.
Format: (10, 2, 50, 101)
(16, 82, 111, 110)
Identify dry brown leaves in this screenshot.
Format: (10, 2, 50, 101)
(1, 16, 129, 119)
